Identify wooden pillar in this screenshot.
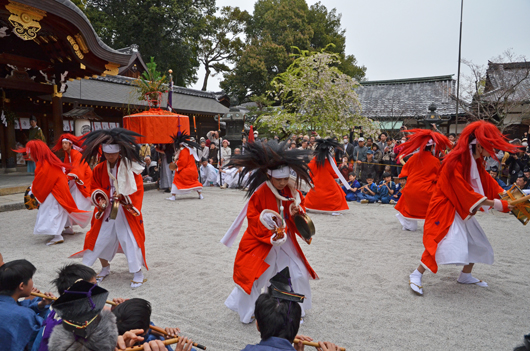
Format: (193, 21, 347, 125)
(5, 121, 17, 172)
(52, 85, 63, 145)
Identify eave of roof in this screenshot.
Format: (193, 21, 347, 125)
(361, 75, 455, 86)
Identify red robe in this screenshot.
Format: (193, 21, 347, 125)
(74, 161, 148, 268)
(64, 149, 92, 198)
(421, 158, 503, 273)
(172, 147, 202, 190)
(395, 151, 441, 219)
(32, 160, 90, 219)
(234, 185, 317, 294)
(305, 158, 349, 212)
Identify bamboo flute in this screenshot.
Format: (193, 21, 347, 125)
(30, 291, 117, 306)
(293, 338, 346, 351)
(149, 325, 206, 350)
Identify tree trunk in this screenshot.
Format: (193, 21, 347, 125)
(201, 66, 211, 91)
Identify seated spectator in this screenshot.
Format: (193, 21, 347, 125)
(377, 172, 396, 204)
(392, 177, 406, 203)
(200, 157, 218, 186)
(234, 147, 241, 156)
(342, 172, 360, 202)
(0, 259, 55, 351)
(489, 166, 508, 190)
(289, 142, 297, 150)
(338, 157, 353, 179)
(33, 263, 102, 351)
(514, 171, 529, 190)
(360, 150, 377, 183)
(142, 156, 159, 183)
(358, 174, 379, 203)
(48, 280, 117, 351)
(113, 298, 186, 351)
(241, 268, 340, 351)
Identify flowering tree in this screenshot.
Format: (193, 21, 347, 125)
(261, 48, 379, 137)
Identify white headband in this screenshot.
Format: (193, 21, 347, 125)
(62, 138, 73, 143)
(470, 139, 478, 145)
(267, 166, 291, 179)
(426, 139, 434, 146)
(102, 144, 120, 153)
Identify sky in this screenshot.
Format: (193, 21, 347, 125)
(190, 0, 530, 92)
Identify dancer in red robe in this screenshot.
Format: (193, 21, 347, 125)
(52, 133, 93, 234)
(70, 129, 148, 289)
(394, 129, 452, 231)
(15, 140, 91, 245)
(408, 121, 519, 295)
(166, 132, 203, 201)
(221, 141, 317, 323)
(305, 138, 350, 214)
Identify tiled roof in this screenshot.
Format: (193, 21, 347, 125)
(62, 75, 229, 115)
(482, 61, 530, 103)
(357, 75, 459, 119)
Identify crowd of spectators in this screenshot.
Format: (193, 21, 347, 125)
(138, 125, 530, 201)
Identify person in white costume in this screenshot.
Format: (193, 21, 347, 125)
(16, 140, 91, 246)
(199, 157, 218, 186)
(70, 129, 148, 289)
(221, 140, 318, 323)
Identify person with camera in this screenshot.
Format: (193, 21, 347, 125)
(352, 136, 368, 178)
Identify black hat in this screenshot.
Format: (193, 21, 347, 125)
(517, 171, 525, 179)
(490, 166, 499, 173)
(268, 267, 305, 303)
(524, 167, 530, 173)
(382, 172, 391, 178)
(52, 280, 109, 338)
(30, 115, 37, 122)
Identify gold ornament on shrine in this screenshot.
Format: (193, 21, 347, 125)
(5, 1, 47, 41)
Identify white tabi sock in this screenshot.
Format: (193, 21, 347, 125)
(131, 270, 145, 289)
(409, 269, 423, 295)
(166, 195, 176, 201)
(46, 235, 64, 246)
(457, 272, 488, 287)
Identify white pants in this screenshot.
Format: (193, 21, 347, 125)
(66, 180, 92, 227)
(435, 213, 494, 266)
(396, 213, 419, 231)
(171, 183, 202, 195)
(82, 206, 144, 273)
(34, 194, 69, 236)
(225, 234, 312, 323)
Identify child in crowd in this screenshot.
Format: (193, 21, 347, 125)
(358, 174, 379, 203)
(392, 178, 406, 203)
(113, 298, 189, 351)
(378, 172, 396, 204)
(241, 268, 340, 351)
(0, 259, 55, 351)
(342, 172, 360, 202)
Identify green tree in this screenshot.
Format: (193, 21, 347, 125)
(80, 0, 215, 86)
(261, 49, 378, 137)
(197, 6, 249, 91)
(221, 0, 366, 103)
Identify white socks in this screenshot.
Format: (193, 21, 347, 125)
(46, 235, 64, 246)
(457, 272, 488, 287)
(409, 269, 423, 295)
(62, 226, 74, 235)
(198, 192, 203, 199)
(166, 195, 176, 201)
(131, 270, 145, 289)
